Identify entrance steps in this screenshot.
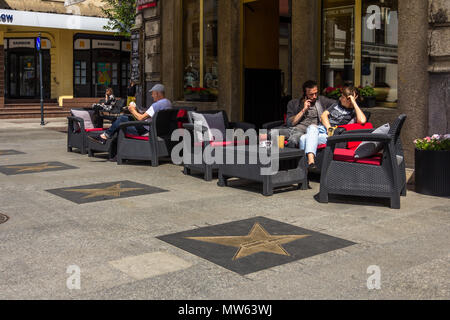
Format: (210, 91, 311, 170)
(0, 98, 100, 119)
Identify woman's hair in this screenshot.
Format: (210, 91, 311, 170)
(106, 87, 114, 95)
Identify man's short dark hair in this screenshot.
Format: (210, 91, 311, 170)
(302, 80, 318, 95)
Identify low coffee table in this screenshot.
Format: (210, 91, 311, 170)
(217, 146, 308, 196)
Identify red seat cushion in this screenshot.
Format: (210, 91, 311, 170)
(194, 140, 249, 147)
(125, 133, 149, 141)
(333, 148, 382, 166)
(85, 128, 106, 132)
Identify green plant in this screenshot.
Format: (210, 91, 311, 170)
(414, 134, 450, 151)
(101, 0, 137, 37)
(358, 86, 376, 97)
(324, 87, 341, 100)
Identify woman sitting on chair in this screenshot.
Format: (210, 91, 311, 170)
(299, 86, 367, 170)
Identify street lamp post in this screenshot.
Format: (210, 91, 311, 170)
(37, 32, 45, 126)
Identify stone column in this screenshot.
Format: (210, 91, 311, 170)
(218, 0, 242, 121)
(0, 45, 4, 109)
(291, 0, 319, 98)
(161, 0, 183, 102)
(428, 0, 450, 135)
(142, 4, 162, 107)
(397, 0, 429, 167)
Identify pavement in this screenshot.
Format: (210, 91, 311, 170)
(0, 117, 449, 300)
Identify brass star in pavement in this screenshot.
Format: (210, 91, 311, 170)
(5, 163, 63, 173)
(186, 223, 310, 260)
(64, 183, 144, 199)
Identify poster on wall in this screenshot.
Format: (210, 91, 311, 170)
(97, 63, 112, 86)
(131, 31, 140, 82)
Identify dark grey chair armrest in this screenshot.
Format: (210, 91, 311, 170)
(326, 133, 392, 146)
(118, 121, 149, 130)
(67, 116, 85, 131)
(183, 123, 209, 132)
(229, 121, 256, 130)
(262, 120, 285, 130)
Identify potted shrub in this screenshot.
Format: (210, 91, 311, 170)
(184, 87, 217, 102)
(357, 86, 377, 108)
(414, 134, 450, 196)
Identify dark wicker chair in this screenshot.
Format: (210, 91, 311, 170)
(183, 110, 256, 181)
(116, 109, 180, 166)
(319, 114, 407, 209)
(67, 108, 105, 155)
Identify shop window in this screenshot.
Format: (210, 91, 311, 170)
(75, 61, 87, 85)
(361, 0, 398, 106)
(321, 0, 398, 107)
(112, 63, 118, 86)
(183, 0, 218, 102)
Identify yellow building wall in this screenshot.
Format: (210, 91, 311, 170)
(0, 26, 115, 105)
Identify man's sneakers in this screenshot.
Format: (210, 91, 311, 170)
(88, 135, 107, 145)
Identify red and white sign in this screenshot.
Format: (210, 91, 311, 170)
(137, 0, 157, 11)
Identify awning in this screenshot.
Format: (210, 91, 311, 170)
(0, 9, 116, 33)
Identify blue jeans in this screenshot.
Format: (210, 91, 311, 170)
(299, 125, 328, 156)
(104, 115, 147, 138)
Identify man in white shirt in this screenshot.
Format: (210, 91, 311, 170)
(90, 84, 172, 144)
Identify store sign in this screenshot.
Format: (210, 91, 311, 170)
(0, 12, 14, 23)
(122, 42, 131, 52)
(92, 39, 120, 50)
(74, 38, 91, 50)
(0, 9, 114, 32)
(137, 0, 157, 11)
(64, 0, 86, 6)
(9, 39, 34, 49)
(41, 39, 52, 50)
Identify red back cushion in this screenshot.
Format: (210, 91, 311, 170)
(338, 123, 374, 149)
(177, 109, 187, 128)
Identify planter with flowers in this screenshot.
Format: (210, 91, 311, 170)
(414, 134, 450, 196)
(324, 86, 342, 100)
(357, 86, 377, 108)
(184, 87, 217, 102)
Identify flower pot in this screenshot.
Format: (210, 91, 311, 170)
(415, 149, 450, 196)
(360, 96, 376, 108)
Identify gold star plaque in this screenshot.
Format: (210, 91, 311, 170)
(47, 180, 168, 204)
(64, 183, 144, 199)
(5, 163, 63, 173)
(158, 217, 356, 275)
(187, 223, 310, 260)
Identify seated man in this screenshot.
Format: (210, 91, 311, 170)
(299, 86, 367, 170)
(286, 80, 336, 148)
(90, 84, 172, 144)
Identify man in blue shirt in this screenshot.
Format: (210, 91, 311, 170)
(90, 84, 172, 144)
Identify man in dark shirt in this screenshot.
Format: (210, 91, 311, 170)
(285, 80, 336, 147)
(299, 86, 367, 169)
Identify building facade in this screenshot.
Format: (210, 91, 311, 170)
(0, 0, 130, 108)
(133, 0, 449, 168)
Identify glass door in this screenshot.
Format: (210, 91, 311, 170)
(321, 0, 355, 90)
(19, 55, 36, 97)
